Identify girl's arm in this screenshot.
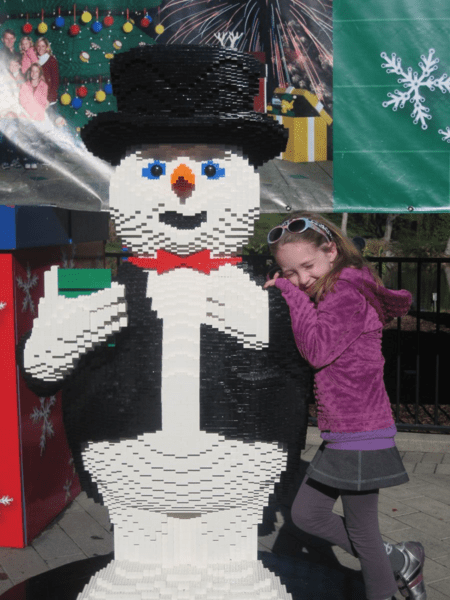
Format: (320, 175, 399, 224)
(274, 277, 368, 369)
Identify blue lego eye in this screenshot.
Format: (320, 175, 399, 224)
(142, 160, 166, 180)
(202, 161, 225, 180)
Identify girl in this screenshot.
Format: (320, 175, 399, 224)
(19, 36, 38, 74)
(19, 63, 48, 121)
(35, 37, 59, 104)
(264, 212, 426, 600)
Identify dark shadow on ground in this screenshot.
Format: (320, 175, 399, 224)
(259, 458, 366, 599)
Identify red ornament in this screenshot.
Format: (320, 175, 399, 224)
(103, 15, 114, 27)
(76, 86, 88, 98)
(140, 16, 150, 27)
(69, 23, 80, 36)
(22, 22, 33, 34)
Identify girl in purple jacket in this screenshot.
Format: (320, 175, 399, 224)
(264, 212, 426, 600)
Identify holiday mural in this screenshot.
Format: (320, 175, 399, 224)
(0, 0, 334, 212)
(334, 0, 450, 212)
(0, 0, 163, 208)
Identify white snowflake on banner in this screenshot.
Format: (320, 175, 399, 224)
(381, 48, 450, 141)
(0, 302, 6, 310)
(16, 264, 39, 315)
(30, 396, 56, 456)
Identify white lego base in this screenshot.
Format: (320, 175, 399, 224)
(77, 559, 293, 600)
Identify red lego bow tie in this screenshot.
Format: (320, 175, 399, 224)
(128, 249, 242, 275)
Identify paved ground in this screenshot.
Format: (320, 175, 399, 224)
(1, 428, 450, 599)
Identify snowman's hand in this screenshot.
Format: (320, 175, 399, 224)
(23, 266, 127, 382)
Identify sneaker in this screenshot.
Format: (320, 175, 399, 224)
(394, 542, 426, 600)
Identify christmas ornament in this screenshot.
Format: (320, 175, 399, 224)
(71, 97, 83, 110)
(155, 24, 164, 35)
(104, 82, 113, 94)
(76, 85, 88, 98)
(79, 52, 90, 63)
(38, 10, 48, 34)
(123, 9, 133, 33)
(113, 40, 122, 50)
(81, 11, 92, 24)
(54, 13, 65, 28)
(103, 14, 114, 27)
(70, 5, 80, 36)
(140, 11, 151, 27)
(92, 8, 102, 33)
(95, 89, 106, 102)
(105, 52, 114, 60)
(23, 16, 33, 34)
(60, 92, 72, 106)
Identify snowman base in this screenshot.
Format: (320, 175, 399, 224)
(77, 559, 293, 600)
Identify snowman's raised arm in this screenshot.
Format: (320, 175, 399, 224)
(206, 265, 268, 349)
(23, 266, 128, 383)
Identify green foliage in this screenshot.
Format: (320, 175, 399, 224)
(244, 212, 450, 258)
(392, 213, 450, 256)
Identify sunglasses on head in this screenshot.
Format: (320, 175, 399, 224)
(267, 217, 333, 245)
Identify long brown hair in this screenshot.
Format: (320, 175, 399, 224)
(270, 211, 383, 302)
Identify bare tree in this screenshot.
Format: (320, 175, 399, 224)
(384, 214, 398, 243)
(443, 235, 450, 293)
(341, 212, 348, 236)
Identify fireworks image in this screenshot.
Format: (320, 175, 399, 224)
(157, 0, 332, 106)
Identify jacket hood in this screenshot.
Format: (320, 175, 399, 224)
(339, 267, 412, 326)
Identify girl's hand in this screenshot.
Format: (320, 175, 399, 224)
(263, 269, 281, 289)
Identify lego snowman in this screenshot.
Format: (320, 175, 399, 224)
(23, 46, 306, 600)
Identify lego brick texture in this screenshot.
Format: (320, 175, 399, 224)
(81, 45, 288, 167)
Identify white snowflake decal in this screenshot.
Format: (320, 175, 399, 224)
(61, 244, 77, 269)
(381, 48, 450, 141)
(0, 302, 6, 311)
(63, 478, 73, 502)
(0, 496, 13, 508)
(30, 396, 56, 456)
(16, 264, 39, 315)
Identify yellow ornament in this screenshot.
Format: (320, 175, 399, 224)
(123, 21, 133, 33)
(105, 53, 114, 60)
(95, 90, 106, 102)
(81, 11, 92, 23)
(113, 40, 122, 50)
(155, 24, 164, 35)
(79, 52, 90, 63)
(38, 22, 48, 34)
(60, 93, 71, 106)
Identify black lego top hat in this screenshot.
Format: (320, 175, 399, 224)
(81, 44, 288, 167)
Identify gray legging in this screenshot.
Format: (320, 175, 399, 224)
(291, 476, 398, 600)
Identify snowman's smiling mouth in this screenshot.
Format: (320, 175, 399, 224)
(159, 211, 207, 230)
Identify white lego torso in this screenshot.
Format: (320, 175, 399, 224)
(79, 265, 291, 599)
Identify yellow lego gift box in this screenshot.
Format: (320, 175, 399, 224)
(267, 87, 332, 163)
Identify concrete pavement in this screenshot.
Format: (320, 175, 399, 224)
(1, 427, 449, 599)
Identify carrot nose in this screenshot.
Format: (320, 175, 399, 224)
(171, 164, 195, 203)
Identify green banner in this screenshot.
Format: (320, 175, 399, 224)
(334, 0, 450, 212)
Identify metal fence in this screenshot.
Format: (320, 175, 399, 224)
(367, 257, 450, 434)
(106, 252, 450, 433)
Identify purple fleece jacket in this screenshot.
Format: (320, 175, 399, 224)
(275, 267, 412, 433)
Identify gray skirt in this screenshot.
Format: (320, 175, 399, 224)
(306, 442, 410, 491)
